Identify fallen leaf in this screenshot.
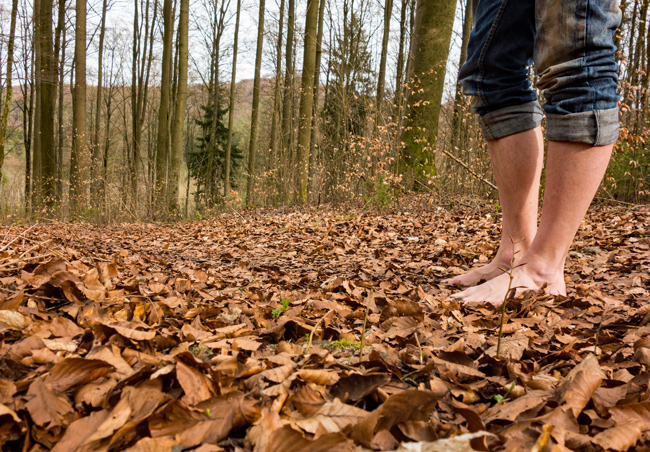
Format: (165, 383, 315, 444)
(45, 358, 115, 393)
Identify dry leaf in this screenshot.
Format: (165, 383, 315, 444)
(0, 310, 32, 330)
(592, 420, 643, 451)
(294, 398, 368, 434)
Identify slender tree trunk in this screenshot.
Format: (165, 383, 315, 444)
(131, 0, 157, 215)
(154, 0, 174, 212)
(55, 0, 66, 202)
(296, 0, 319, 203)
(224, 0, 241, 197)
(269, 0, 285, 193)
(450, 0, 473, 151)
(376, 0, 393, 128)
(393, 0, 409, 158)
(23, 47, 35, 213)
(70, 0, 89, 212)
(308, 0, 326, 194)
(91, 0, 108, 206)
(207, 0, 227, 203)
(130, 0, 141, 212)
(32, 0, 42, 209)
(38, 0, 57, 208)
(0, 0, 19, 182)
(169, 0, 189, 212)
(280, 0, 295, 198)
(246, 0, 266, 205)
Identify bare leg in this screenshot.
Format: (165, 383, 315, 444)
(454, 140, 614, 304)
(443, 127, 543, 287)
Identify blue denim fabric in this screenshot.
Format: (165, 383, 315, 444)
(459, 0, 622, 146)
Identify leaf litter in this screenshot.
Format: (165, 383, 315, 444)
(0, 202, 648, 451)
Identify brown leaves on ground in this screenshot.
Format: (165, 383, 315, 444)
(0, 202, 649, 451)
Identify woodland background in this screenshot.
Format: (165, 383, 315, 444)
(0, 0, 648, 221)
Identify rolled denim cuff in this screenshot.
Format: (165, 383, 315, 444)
(477, 101, 544, 141)
(546, 107, 619, 146)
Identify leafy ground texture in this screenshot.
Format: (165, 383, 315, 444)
(0, 200, 649, 452)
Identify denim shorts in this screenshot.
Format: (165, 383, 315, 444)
(459, 0, 622, 146)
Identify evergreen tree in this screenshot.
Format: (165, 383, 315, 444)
(188, 103, 243, 208)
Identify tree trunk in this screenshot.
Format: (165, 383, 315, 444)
(0, 0, 19, 182)
(296, 0, 319, 203)
(246, 0, 266, 205)
(308, 0, 326, 195)
(169, 0, 189, 212)
(21, 12, 35, 213)
(280, 0, 295, 199)
(131, 0, 158, 215)
(376, 0, 393, 128)
(393, 0, 409, 158)
(55, 0, 66, 202)
(450, 0, 473, 151)
(400, 0, 456, 185)
(269, 0, 285, 192)
(154, 0, 174, 212)
(224, 0, 242, 197)
(38, 0, 57, 209)
(70, 0, 90, 212)
(91, 0, 108, 207)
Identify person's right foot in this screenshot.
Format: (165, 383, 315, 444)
(441, 257, 517, 287)
(450, 257, 567, 305)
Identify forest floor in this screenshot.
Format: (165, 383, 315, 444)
(0, 197, 649, 451)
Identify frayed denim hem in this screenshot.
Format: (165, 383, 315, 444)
(546, 107, 619, 146)
(478, 101, 544, 141)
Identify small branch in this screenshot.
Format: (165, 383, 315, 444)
(594, 306, 609, 354)
(359, 290, 372, 363)
(497, 237, 522, 357)
(415, 332, 423, 365)
(441, 149, 498, 191)
(306, 309, 334, 353)
(232, 209, 246, 222)
(0, 224, 37, 252)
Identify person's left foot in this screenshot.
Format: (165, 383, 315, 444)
(452, 259, 566, 305)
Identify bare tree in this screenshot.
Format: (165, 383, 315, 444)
(375, 0, 393, 127)
(169, 0, 189, 212)
(0, 0, 19, 186)
(154, 0, 174, 212)
(245, 0, 266, 205)
(280, 0, 295, 198)
(36, 0, 57, 208)
(224, 0, 242, 196)
(91, 0, 109, 207)
(296, 0, 319, 202)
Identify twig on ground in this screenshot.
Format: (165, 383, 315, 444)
(594, 305, 610, 354)
(359, 290, 372, 362)
(497, 237, 523, 357)
(0, 224, 37, 252)
(306, 309, 334, 353)
(232, 209, 246, 222)
(415, 332, 423, 365)
(1, 226, 14, 248)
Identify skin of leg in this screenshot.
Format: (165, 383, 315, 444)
(443, 127, 544, 287)
(454, 140, 614, 304)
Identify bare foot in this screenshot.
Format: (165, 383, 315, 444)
(451, 260, 566, 305)
(442, 256, 517, 288)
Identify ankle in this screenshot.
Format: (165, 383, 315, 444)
(519, 254, 564, 282)
(495, 241, 531, 265)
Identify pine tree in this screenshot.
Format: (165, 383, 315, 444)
(189, 103, 243, 208)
